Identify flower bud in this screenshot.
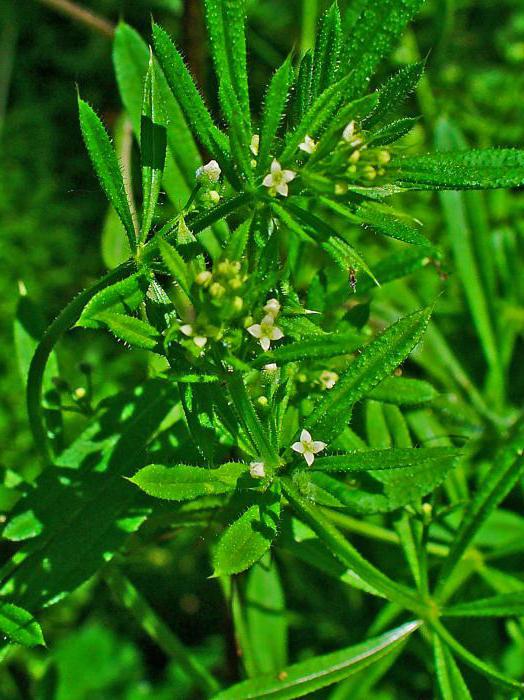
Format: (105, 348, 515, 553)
(209, 282, 225, 299)
(195, 271, 212, 286)
(195, 159, 221, 183)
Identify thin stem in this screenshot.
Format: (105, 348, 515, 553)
(35, 0, 115, 39)
(104, 565, 220, 696)
(27, 262, 134, 464)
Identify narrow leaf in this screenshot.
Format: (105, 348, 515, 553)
(443, 592, 524, 618)
(97, 312, 159, 350)
(0, 602, 45, 647)
(257, 55, 294, 175)
(77, 273, 149, 329)
(433, 636, 473, 700)
(311, 447, 460, 473)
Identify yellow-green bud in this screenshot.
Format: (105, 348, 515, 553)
(209, 282, 225, 299)
(232, 296, 243, 312)
(377, 150, 391, 165)
(348, 150, 361, 163)
(362, 165, 377, 180)
(195, 271, 212, 286)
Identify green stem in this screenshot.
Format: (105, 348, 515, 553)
(27, 262, 134, 463)
(104, 565, 220, 696)
(282, 478, 428, 617)
(300, 0, 318, 54)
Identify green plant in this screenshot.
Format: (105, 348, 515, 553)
(3, 0, 524, 697)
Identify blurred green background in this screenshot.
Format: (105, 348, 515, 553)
(1, 0, 523, 696)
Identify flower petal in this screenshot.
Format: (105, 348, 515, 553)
(180, 324, 193, 337)
(283, 170, 296, 183)
(263, 174, 274, 188)
(304, 451, 315, 467)
(271, 159, 281, 174)
(276, 182, 288, 197)
(312, 441, 327, 453)
(300, 429, 312, 443)
(193, 336, 208, 348)
(260, 337, 271, 351)
(247, 324, 262, 338)
(292, 442, 305, 454)
(270, 326, 284, 341)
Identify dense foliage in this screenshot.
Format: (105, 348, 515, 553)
(1, 0, 524, 697)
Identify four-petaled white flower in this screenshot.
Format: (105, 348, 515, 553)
(250, 134, 260, 156)
(299, 135, 317, 154)
(195, 159, 221, 183)
(249, 461, 266, 478)
(180, 324, 208, 349)
(264, 298, 281, 317)
(292, 429, 327, 466)
(263, 159, 296, 197)
(319, 370, 338, 390)
(247, 314, 284, 351)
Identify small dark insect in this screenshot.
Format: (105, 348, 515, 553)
(349, 267, 358, 292)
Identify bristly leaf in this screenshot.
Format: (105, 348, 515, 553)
(289, 50, 313, 127)
(203, 0, 251, 129)
(0, 602, 45, 647)
(78, 97, 137, 251)
(367, 376, 437, 405)
(338, 0, 425, 100)
(213, 620, 421, 700)
(365, 62, 425, 128)
(435, 419, 524, 597)
(256, 55, 294, 175)
(250, 332, 363, 367)
(311, 2, 342, 99)
(96, 312, 160, 350)
(305, 307, 432, 443)
(140, 52, 167, 242)
(77, 273, 149, 329)
(129, 462, 247, 501)
(442, 591, 524, 618)
(212, 485, 281, 576)
(433, 637, 473, 700)
(158, 237, 191, 296)
(369, 117, 418, 146)
(311, 447, 460, 472)
(394, 149, 524, 190)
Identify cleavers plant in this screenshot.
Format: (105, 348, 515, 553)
(3, 0, 524, 697)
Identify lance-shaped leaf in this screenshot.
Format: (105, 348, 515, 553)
(369, 117, 418, 146)
(289, 50, 313, 127)
(0, 602, 45, 647)
(97, 312, 159, 350)
(78, 97, 137, 251)
(204, 0, 251, 128)
(213, 620, 421, 700)
(140, 53, 167, 241)
(158, 238, 191, 296)
(305, 307, 431, 443)
(367, 376, 437, 405)
(311, 447, 460, 473)
(256, 55, 294, 175)
(129, 462, 247, 501)
(433, 637, 473, 700)
(394, 149, 524, 190)
(435, 419, 524, 596)
(251, 332, 363, 367)
(365, 62, 425, 128)
(356, 248, 433, 294)
(338, 0, 425, 99)
(77, 273, 149, 329)
(442, 591, 524, 618)
(311, 2, 342, 98)
(213, 486, 281, 576)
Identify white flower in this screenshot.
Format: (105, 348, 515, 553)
(196, 159, 221, 183)
(342, 121, 356, 142)
(263, 363, 278, 371)
(299, 135, 317, 154)
(319, 370, 339, 390)
(291, 429, 327, 466)
(247, 314, 284, 351)
(249, 461, 266, 478)
(180, 324, 207, 349)
(263, 159, 296, 197)
(250, 134, 260, 156)
(263, 298, 281, 317)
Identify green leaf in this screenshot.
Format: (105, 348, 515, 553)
(306, 307, 431, 443)
(152, 23, 230, 160)
(289, 50, 313, 127)
(442, 592, 524, 618)
(365, 62, 425, 128)
(213, 487, 281, 576)
(356, 248, 432, 294)
(78, 97, 137, 251)
(77, 272, 149, 329)
(213, 620, 420, 700)
(158, 237, 191, 296)
(312, 447, 460, 473)
(338, 0, 425, 100)
(204, 0, 251, 127)
(435, 419, 524, 596)
(0, 602, 45, 647)
(433, 637, 472, 700)
(251, 332, 363, 367)
(257, 55, 294, 175)
(357, 201, 434, 249)
(394, 149, 524, 190)
(130, 462, 247, 501)
(367, 376, 437, 405)
(140, 53, 167, 241)
(96, 312, 159, 350)
(232, 553, 288, 676)
(311, 2, 342, 98)
(369, 117, 418, 146)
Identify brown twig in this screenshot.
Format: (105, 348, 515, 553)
(36, 0, 115, 39)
